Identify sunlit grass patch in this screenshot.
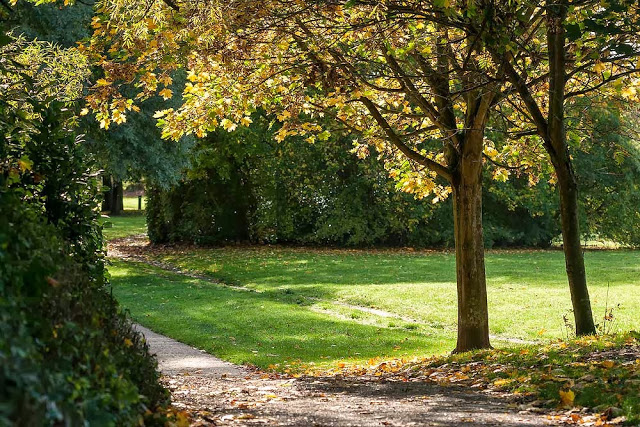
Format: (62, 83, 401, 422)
(101, 214, 146, 241)
(109, 260, 454, 370)
(138, 245, 640, 342)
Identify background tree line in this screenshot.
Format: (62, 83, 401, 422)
(147, 108, 640, 249)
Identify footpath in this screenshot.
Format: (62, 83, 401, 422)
(137, 325, 557, 426)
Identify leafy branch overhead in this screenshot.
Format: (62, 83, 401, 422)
(81, 0, 640, 200)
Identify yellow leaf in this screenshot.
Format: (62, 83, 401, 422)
(559, 389, 575, 407)
(96, 78, 111, 87)
(240, 116, 253, 126)
(159, 88, 173, 100)
(277, 110, 292, 122)
(493, 378, 512, 387)
(123, 338, 133, 348)
(80, 108, 89, 116)
(221, 118, 237, 132)
(175, 411, 190, 427)
(621, 86, 636, 98)
(601, 360, 615, 369)
(18, 158, 33, 172)
(594, 62, 606, 73)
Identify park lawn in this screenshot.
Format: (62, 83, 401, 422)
(109, 259, 454, 370)
(123, 196, 146, 211)
(106, 216, 639, 371)
(101, 214, 147, 241)
(144, 246, 640, 342)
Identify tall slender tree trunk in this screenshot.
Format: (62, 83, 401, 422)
(452, 132, 491, 352)
(547, 1, 596, 335)
(555, 162, 596, 335)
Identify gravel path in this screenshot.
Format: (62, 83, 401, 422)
(136, 325, 560, 426)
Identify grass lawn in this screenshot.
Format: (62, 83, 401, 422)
(142, 246, 640, 342)
(123, 196, 146, 211)
(106, 216, 640, 370)
(109, 259, 453, 370)
(101, 214, 147, 241)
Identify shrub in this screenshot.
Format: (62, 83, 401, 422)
(0, 98, 169, 425)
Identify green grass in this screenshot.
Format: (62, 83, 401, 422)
(144, 246, 640, 342)
(105, 217, 639, 371)
(101, 214, 147, 241)
(123, 196, 146, 211)
(109, 259, 453, 369)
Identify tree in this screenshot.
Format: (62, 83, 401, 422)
(85, 0, 640, 345)
(481, 0, 640, 335)
(86, 1, 514, 352)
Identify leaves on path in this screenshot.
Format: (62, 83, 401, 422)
(312, 332, 640, 425)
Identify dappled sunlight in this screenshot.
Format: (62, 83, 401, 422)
(111, 260, 454, 368)
(119, 246, 640, 344)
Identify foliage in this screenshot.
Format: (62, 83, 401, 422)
(569, 103, 640, 246)
(0, 30, 169, 425)
(147, 115, 559, 247)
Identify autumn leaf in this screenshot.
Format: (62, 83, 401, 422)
(601, 360, 615, 369)
(221, 118, 237, 132)
(18, 158, 33, 173)
(175, 411, 190, 427)
(559, 389, 575, 407)
(159, 88, 173, 100)
(594, 62, 606, 73)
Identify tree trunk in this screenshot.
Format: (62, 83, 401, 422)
(102, 175, 124, 215)
(555, 162, 596, 335)
(102, 174, 113, 212)
(452, 133, 491, 352)
(112, 179, 124, 215)
(546, 1, 596, 336)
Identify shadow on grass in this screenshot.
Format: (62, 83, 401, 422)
(110, 261, 455, 368)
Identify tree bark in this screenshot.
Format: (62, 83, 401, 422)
(452, 131, 491, 352)
(102, 175, 124, 215)
(547, 1, 596, 335)
(102, 174, 113, 212)
(555, 163, 596, 335)
(112, 179, 124, 216)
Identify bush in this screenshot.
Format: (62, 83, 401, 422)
(147, 115, 559, 248)
(0, 98, 169, 425)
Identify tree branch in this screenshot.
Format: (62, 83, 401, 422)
(359, 96, 452, 181)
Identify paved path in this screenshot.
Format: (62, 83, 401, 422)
(136, 325, 559, 426)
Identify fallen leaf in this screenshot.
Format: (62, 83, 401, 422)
(559, 389, 575, 407)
